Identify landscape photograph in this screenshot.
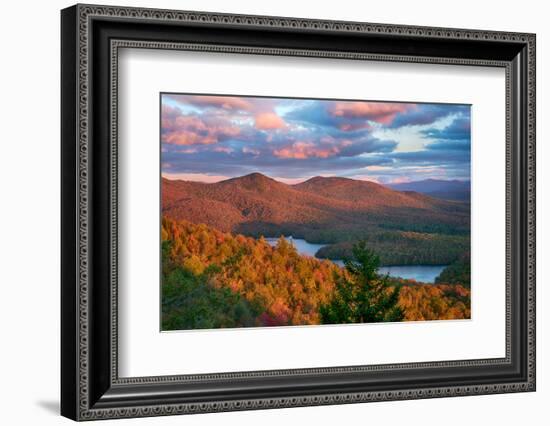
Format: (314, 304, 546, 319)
(160, 93, 471, 331)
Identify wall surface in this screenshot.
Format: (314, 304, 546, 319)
(0, 0, 547, 424)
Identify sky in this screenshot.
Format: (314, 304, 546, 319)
(161, 94, 471, 184)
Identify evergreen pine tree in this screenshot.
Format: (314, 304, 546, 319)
(320, 241, 404, 324)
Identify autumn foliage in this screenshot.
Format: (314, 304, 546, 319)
(161, 217, 470, 330)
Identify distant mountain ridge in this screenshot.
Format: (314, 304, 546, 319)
(162, 173, 470, 238)
(386, 179, 471, 202)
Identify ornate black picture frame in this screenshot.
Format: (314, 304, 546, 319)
(61, 4, 536, 421)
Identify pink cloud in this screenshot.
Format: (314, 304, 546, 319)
(338, 122, 372, 131)
(212, 146, 234, 154)
(177, 148, 198, 154)
(162, 173, 230, 183)
(273, 141, 340, 160)
(330, 102, 415, 125)
(388, 176, 411, 184)
(273, 137, 354, 159)
(255, 112, 286, 130)
(161, 105, 241, 146)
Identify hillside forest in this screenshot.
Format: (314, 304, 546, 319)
(162, 216, 471, 330)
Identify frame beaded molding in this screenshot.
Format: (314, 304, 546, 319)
(82, 382, 529, 420)
(74, 4, 535, 420)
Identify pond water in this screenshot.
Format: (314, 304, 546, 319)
(265, 236, 447, 283)
(265, 237, 327, 257)
(376, 265, 446, 283)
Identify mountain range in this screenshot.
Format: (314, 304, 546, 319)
(162, 173, 470, 240)
(386, 179, 470, 202)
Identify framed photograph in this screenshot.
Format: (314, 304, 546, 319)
(61, 4, 536, 421)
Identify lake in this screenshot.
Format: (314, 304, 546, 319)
(265, 237, 327, 257)
(265, 237, 447, 283)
